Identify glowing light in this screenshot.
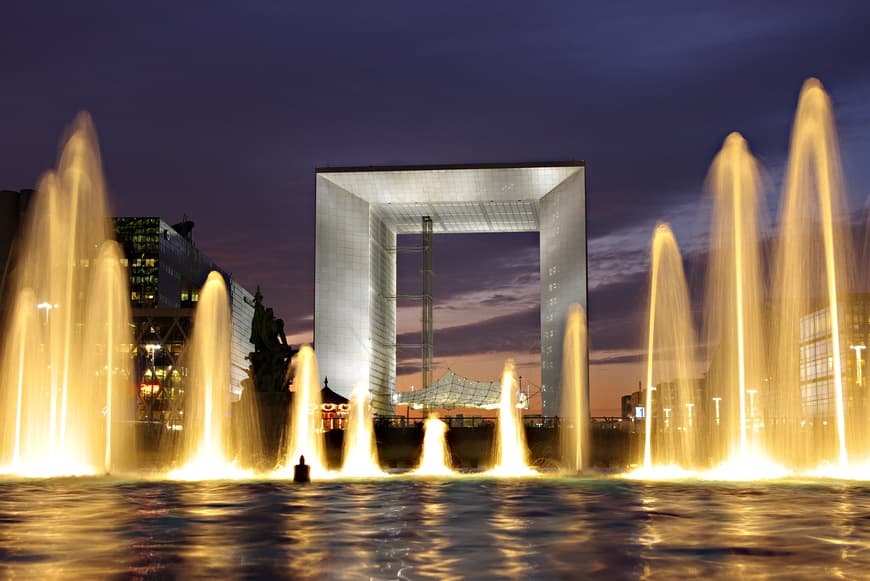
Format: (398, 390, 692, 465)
(702, 451, 791, 481)
(850, 345, 865, 388)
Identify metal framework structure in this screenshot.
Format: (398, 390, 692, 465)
(396, 369, 528, 410)
(421, 217, 433, 389)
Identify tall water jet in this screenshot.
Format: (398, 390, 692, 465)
(340, 385, 383, 477)
(0, 113, 135, 476)
(415, 413, 454, 476)
(1, 289, 38, 470)
(704, 133, 769, 467)
(771, 78, 854, 469)
(283, 346, 326, 477)
(641, 224, 699, 472)
(170, 271, 246, 479)
(81, 242, 135, 473)
(560, 304, 588, 473)
(490, 359, 535, 476)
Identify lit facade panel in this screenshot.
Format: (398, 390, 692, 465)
(315, 163, 586, 416)
(315, 177, 397, 414)
(798, 297, 870, 419)
(230, 280, 255, 400)
(369, 211, 397, 413)
(374, 200, 539, 233)
(324, 166, 578, 205)
(540, 169, 587, 415)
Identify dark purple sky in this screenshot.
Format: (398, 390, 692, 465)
(2, 1, 870, 412)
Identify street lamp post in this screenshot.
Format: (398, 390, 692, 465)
(144, 342, 162, 422)
(685, 402, 695, 429)
(850, 344, 866, 387)
(36, 302, 58, 324)
(746, 389, 758, 420)
(712, 397, 722, 426)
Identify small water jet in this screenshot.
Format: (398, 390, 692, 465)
(340, 385, 383, 477)
(169, 271, 249, 480)
(0, 113, 135, 477)
(415, 414, 454, 476)
(282, 346, 327, 477)
(560, 304, 588, 473)
(490, 359, 535, 476)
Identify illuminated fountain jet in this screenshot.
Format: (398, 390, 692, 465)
(489, 359, 536, 476)
(561, 304, 588, 474)
(772, 78, 856, 473)
(278, 346, 327, 478)
(415, 414, 454, 476)
(340, 385, 384, 477)
(0, 113, 134, 477)
(630, 224, 699, 479)
(702, 133, 787, 480)
(169, 272, 250, 480)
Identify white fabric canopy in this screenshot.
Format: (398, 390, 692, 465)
(396, 370, 528, 410)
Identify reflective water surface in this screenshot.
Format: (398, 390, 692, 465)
(1, 477, 868, 579)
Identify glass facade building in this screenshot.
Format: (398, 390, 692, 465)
(314, 163, 587, 415)
(799, 294, 870, 419)
(113, 218, 255, 419)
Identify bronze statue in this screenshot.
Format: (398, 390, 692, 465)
(245, 286, 297, 392)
